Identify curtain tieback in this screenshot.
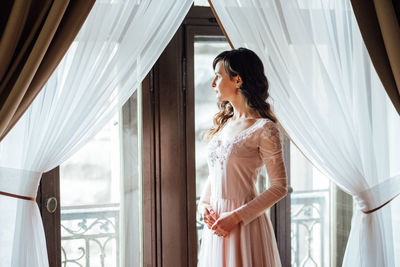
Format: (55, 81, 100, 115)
(354, 175, 400, 214)
(0, 190, 36, 201)
(0, 167, 42, 201)
(208, 0, 234, 49)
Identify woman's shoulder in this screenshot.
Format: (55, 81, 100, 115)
(256, 117, 278, 132)
(257, 118, 281, 144)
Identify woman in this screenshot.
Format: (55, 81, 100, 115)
(197, 48, 288, 267)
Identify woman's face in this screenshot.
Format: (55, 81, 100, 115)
(211, 60, 239, 102)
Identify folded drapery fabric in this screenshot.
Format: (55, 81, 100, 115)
(354, 175, 400, 213)
(0, 0, 193, 266)
(0, 0, 95, 142)
(350, 0, 400, 116)
(0, 167, 41, 199)
(210, 0, 400, 266)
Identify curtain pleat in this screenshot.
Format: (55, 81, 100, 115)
(0, 0, 95, 142)
(351, 0, 400, 115)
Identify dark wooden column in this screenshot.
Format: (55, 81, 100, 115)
(142, 26, 189, 267)
(36, 167, 61, 267)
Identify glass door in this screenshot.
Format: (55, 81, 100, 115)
(193, 36, 230, 252)
(186, 26, 271, 264)
(290, 142, 353, 267)
(59, 91, 143, 267)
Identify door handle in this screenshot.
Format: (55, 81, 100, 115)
(46, 197, 58, 214)
(287, 185, 293, 194)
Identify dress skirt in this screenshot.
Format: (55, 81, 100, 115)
(197, 197, 282, 267)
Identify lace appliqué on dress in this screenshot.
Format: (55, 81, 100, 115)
(208, 119, 267, 169)
(258, 121, 282, 165)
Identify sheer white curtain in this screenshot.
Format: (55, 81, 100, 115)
(0, 0, 193, 266)
(210, 0, 400, 266)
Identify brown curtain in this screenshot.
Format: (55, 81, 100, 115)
(351, 0, 400, 115)
(0, 0, 95, 142)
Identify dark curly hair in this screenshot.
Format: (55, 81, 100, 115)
(205, 47, 277, 142)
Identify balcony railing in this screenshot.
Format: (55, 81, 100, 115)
(290, 190, 329, 267)
(61, 204, 120, 267)
(61, 191, 328, 267)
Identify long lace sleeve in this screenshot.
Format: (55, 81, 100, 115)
(198, 175, 212, 214)
(234, 121, 288, 225)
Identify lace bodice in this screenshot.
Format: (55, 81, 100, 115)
(208, 119, 266, 168)
(199, 118, 288, 225)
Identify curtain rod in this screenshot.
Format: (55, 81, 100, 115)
(207, 0, 234, 49)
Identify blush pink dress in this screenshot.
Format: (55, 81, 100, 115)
(197, 118, 288, 267)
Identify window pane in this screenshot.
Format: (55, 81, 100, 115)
(194, 37, 230, 255)
(290, 142, 353, 267)
(60, 90, 142, 267)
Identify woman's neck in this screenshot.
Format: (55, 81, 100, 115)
(229, 97, 261, 120)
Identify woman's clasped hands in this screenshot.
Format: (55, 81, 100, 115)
(203, 206, 242, 238)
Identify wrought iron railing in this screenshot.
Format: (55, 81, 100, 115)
(61, 192, 328, 266)
(291, 190, 329, 267)
(61, 204, 120, 267)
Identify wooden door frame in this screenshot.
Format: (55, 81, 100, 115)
(36, 168, 61, 267)
(270, 136, 291, 267)
(142, 24, 188, 267)
(183, 7, 291, 265)
(143, 7, 227, 267)
(184, 25, 292, 267)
